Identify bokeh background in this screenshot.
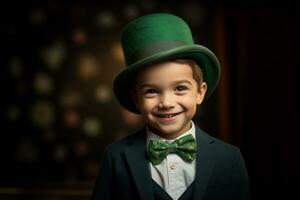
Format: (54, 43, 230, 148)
(1, 0, 299, 199)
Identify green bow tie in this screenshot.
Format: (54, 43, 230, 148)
(147, 134, 197, 165)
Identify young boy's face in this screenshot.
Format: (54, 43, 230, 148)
(133, 61, 207, 139)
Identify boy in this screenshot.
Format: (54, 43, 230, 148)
(92, 13, 250, 200)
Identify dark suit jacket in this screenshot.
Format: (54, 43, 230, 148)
(91, 126, 250, 200)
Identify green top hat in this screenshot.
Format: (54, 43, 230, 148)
(113, 13, 221, 114)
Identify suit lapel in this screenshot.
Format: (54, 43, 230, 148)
(193, 126, 216, 200)
(124, 129, 154, 200)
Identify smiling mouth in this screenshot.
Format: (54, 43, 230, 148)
(156, 112, 181, 118)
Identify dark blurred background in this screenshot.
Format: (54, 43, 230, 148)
(1, 0, 299, 199)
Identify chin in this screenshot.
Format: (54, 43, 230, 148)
(155, 126, 185, 137)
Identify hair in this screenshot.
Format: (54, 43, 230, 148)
(172, 58, 204, 86)
(131, 58, 204, 94)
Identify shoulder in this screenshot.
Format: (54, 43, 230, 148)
(196, 126, 242, 157)
(105, 127, 146, 152)
(196, 126, 247, 173)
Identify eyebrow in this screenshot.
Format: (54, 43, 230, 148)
(172, 80, 193, 85)
(139, 80, 192, 89)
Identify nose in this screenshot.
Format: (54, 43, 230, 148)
(158, 92, 175, 109)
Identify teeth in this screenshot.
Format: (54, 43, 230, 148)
(159, 114, 175, 118)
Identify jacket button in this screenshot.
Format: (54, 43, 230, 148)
(170, 164, 176, 170)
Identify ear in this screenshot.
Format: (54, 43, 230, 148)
(196, 82, 207, 105)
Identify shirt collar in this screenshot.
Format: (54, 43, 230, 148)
(146, 121, 196, 145)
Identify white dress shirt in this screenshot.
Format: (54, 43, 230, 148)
(146, 121, 196, 200)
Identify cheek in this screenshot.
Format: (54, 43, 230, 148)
(179, 97, 198, 114)
(138, 98, 157, 112)
(180, 95, 199, 106)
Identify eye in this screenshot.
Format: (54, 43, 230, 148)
(145, 88, 158, 94)
(175, 85, 188, 92)
(142, 88, 159, 97)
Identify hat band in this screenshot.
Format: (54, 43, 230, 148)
(126, 41, 187, 66)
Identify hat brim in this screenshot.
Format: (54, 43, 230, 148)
(113, 44, 221, 114)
